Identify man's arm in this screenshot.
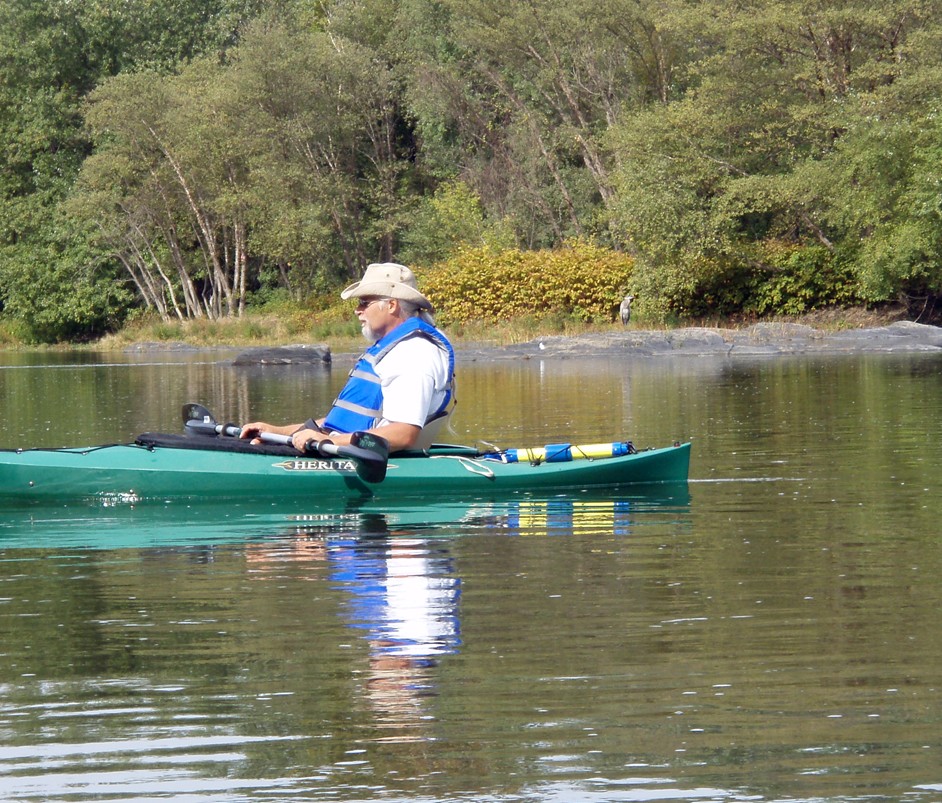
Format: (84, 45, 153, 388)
(239, 421, 303, 441)
(290, 421, 421, 452)
(240, 415, 422, 452)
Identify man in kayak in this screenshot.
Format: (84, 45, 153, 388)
(240, 262, 455, 454)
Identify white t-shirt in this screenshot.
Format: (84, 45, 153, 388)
(374, 337, 451, 427)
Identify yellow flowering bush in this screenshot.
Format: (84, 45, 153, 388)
(420, 240, 634, 325)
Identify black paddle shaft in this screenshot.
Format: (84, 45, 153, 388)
(180, 403, 389, 483)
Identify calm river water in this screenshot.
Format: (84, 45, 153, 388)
(0, 346, 940, 802)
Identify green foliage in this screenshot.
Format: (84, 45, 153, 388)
(606, 0, 942, 316)
(3, 0, 942, 342)
(0, 234, 132, 343)
(748, 245, 862, 316)
(810, 84, 942, 301)
(74, 16, 428, 318)
(631, 242, 862, 321)
(0, 0, 275, 338)
(398, 180, 515, 264)
(630, 254, 752, 321)
(421, 241, 633, 324)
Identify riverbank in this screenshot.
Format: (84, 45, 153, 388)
(482, 320, 942, 361)
(201, 320, 942, 366)
(18, 303, 935, 362)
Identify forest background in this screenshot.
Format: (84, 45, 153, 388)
(2, 0, 941, 345)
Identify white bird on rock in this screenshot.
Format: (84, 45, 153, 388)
(619, 294, 635, 326)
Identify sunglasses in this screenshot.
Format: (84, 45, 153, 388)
(355, 298, 386, 311)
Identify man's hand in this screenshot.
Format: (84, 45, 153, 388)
(240, 421, 298, 444)
(291, 428, 330, 453)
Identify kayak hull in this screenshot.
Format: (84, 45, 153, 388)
(0, 438, 691, 506)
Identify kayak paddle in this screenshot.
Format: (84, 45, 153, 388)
(181, 403, 389, 483)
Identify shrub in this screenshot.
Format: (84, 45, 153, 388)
(420, 240, 634, 325)
(630, 254, 755, 321)
(631, 242, 863, 321)
(748, 243, 862, 316)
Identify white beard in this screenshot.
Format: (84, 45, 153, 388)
(361, 321, 379, 342)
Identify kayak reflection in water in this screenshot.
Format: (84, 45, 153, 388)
(240, 263, 455, 454)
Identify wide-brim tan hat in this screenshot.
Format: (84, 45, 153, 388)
(340, 262, 433, 310)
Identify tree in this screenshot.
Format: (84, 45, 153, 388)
(606, 0, 942, 315)
(0, 0, 272, 339)
(225, 19, 410, 286)
(78, 63, 252, 319)
(399, 0, 689, 248)
(74, 17, 425, 317)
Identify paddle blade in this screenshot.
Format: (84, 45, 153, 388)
(315, 431, 389, 483)
(182, 403, 214, 424)
(183, 404, 218, 436)
(350, 431, 390, 462)
(181, 403, 235, 437)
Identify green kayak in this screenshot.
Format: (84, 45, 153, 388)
(0, 433, 690, 506)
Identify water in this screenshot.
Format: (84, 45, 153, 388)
(0, 348, 940, 801)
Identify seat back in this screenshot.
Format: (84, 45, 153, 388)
(413, 408, 454, 450)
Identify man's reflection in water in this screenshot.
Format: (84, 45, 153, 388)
(248, 512, 461, 740)
(327, 514, 461, 738)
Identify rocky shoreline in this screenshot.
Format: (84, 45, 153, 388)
(477, 320, 942, 361)
(125, 320, 942, 365)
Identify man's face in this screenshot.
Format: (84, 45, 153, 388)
(356, 297, 396, 341)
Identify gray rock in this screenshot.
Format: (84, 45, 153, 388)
(827, 320, 942, 351)
(665, 328, 729, 354)
(124, 341, 202, 353)
(514, 322, 942, 360)
(232, 343, 332, 366)
(740, 322, 819, 341)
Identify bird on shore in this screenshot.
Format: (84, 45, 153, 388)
(619, 294, 635, 325)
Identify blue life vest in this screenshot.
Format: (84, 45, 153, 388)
(322, 317, 455, 434)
